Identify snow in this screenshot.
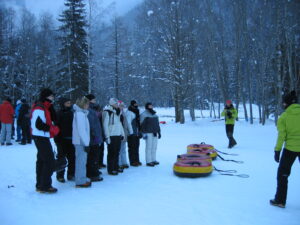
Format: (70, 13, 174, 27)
(1, 107, 300, 225)
(147, 10, 154, 17)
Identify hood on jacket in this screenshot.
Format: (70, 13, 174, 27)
(285, 104, 300, 115)
(73, 104, 89, 114)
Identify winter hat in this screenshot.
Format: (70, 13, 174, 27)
(283, 90, 298, 107)
(40, 88, 54, 101)
(118, 100, 125, 107)
(16, 100, 22, 105)
(145, 102, 153, 109)
(85, 94, 96, 101)
(109, 98, 118, 106)
(130, 100, 137, 106)
(226, 100, 232, 105)
(59, 97, 71, 107)
(6, 97, 12, 103)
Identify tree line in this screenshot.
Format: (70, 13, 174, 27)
(0, 0, 299, 124)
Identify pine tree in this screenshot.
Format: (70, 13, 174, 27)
(58, 0, 89, 100)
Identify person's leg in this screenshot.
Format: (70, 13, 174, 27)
(6, 123, 12, 144)
(127, 135, 135, 164)
(75, 145, 88, 185)
(0, 123, 6, 144)
(151, 135, 158, 163)
(99, 143, 105, 167)
(34, 137, 55, 190)
(274, 149, 297, 205)
(145, 133, 153, 164)
(65, 139, 75, 179)
(87, 145, 100, 178)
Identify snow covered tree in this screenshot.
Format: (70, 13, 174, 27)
(58, 0, 89, 100)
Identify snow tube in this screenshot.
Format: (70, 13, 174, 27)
(187, 148, 217, 160)
(187, 143, 214, 150)
(177, 154, 212, 162)
(173, 160, 213, 178)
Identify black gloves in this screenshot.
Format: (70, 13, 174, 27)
(158, 132, 161, 139)
(227, 110, 232, 119)
(274, 151, 280, 163)
(84, 146, 90, 153)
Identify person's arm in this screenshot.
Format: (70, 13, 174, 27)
(76, 112, 90, 146)
(102, 111, 110, 139)
(125, 111, 134, 135)
(221, 109, 226, 117)
(275, 114, 286, 151)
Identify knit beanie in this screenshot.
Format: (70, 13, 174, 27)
(85, 94, 96, 101)
(109, 98, 118, 106)
(40, 88, 54, 101)
(283, 91, 298, 107)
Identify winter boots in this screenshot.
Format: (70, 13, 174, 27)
(270, 199, 285, 208)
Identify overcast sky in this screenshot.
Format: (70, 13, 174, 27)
(3, 0, 143, 17)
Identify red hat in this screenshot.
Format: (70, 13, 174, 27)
(226, 100, 232, 105)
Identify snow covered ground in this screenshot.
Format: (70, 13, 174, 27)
(1, 107, 299, 225)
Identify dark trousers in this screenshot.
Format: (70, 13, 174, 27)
(127, 135, 140, 164)
(21, 123, 31, 144)
(226, 124, 236, 147)
(99, 143, 105, 166)
(87, 144, 100, 178)
(56, 139, 75, 178)
(275, 148, 300, 204)
(107, 136, 121, 173)
(33, 136, 55, 190)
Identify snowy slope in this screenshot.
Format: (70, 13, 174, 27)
(0, 107, 299, 225)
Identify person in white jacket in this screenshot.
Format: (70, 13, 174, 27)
(72, 96, 91, 188)
(102, 98, 125, 175)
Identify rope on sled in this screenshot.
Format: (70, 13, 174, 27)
(215, 149, 239, 156)
(213, 166, 249, 178)
(217, 154, 244, 164)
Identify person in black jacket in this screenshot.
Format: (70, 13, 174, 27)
(17, 99, 31, 145)
(55, 97, 75, 182)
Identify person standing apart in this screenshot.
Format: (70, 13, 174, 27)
(31, 88, 60, 193)
(102, 98, 125, 175)
(72, 96, 92, 188)
(18, 99, 32, 145)
(221, 100, 238, 148)
(0, 97, 15, 146)
(15, 99, 22, 142)
(127, 100, 142, 167)
(270, 91, 300, 208)
(140, 102, 161, 167)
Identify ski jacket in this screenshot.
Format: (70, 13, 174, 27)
(221, 106, 238, 125)
(72, 104, 90, 147)
(120, 109, 131, 139)
(126, 110, 140, 135)
(140, 110, 160, 134)
(102, 105, 125, 138)
(15, 103, 22, 119)
(87, 103, 103, 146)
(17, 103, 31, 126)
(31, 101, 58, 138)
(0, 101, 15, 124)
(55, 106, 73, 140)
(275, 104, 300, 152)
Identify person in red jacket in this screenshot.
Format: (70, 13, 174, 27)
(0, 97, 15, 146)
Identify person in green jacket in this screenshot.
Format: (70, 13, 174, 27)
(221, 100, 238, 148)
(270, 90, 300, 208)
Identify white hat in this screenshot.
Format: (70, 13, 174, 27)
(109, 98, 118, 106)
(16, 100, 21, 105)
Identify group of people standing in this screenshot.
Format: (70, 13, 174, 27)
(29, 88, 161, 193)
